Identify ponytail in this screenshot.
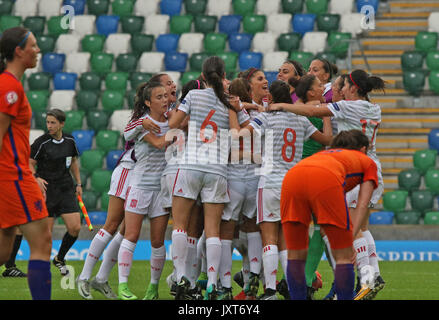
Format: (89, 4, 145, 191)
(288, 74, 317, 103)
(348, 69, 385, 99)
(202, 56, 232, 109)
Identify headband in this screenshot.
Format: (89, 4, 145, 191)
(349, 73, 360, 89)
(17, 31, 31, 48)
(246, 68, 257, 81)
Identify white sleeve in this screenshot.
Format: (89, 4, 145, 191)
(177, 91, 192, 114)
(123, 115, 148, 141)
(326, 100, 349, 120)
(249, 112, 267, 136)
(237, 108, 251, 125)
(303, 117, 318, 140)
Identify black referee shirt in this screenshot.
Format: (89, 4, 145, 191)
(30, 132, 79, 185)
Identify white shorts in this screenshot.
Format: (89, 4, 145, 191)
(125, 186, 168, 218)
(256, 185, 281, 224)
(108, 166, 132, 200)
(159, 173, 177, 209)
(223, 178, 258, 221)
(172, 169, 229, 204)
(346, 180, 384, 208)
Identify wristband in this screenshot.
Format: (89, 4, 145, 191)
(34, 173, 40, 178)
(76, 184, 82, 187)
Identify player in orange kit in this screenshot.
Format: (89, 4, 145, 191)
(280, 129, 378, 300)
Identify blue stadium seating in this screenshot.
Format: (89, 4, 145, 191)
(218, 15, 242, 35)
(264, 71, 278, 86)
(63, 0, 86, 15)
(89, 211, 107, 224)
(229, 33, 253, 53)
(53, 72, 77, 90)
(369, 211, 394, 225)
(106, 149, 123, 171)
(165, 51, 188, 72)
(42, 53, 65, 74)
(239, 51, 263, 70)
(356, 0, 379, 13)
(428, 128, 439, 152)
(156, 33, 180, 53)
(96, 15, 120, 36)
(292, 13, 316, 36)
(72, 129, 94, 155)
(160, 0, 183, 16)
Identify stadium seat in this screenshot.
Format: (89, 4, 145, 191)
(42, 53, 65, 75)
(242, 14, 266, 34)
(72, 15, 96, 37)
(160, 0, 183, 16)
(14, 0, 37, 18)
(356, 0, 379, 13)
(23, 16, 46, 36)
(181, 71, 201, 84)
(410, 190, 434, 216)
(341, 13, 364, 38)
(428, 12, 439, 33)
(233, 0, 256, 16)
(86, 110, 110, 132)
(28, 72, 52, 91)
(110, 109, 132, 132)
(101, 90, 125, 112)
(394, 210, 421, 225)
(156, 34, 180, 53)
(382, 190, 408, 213)
(413, 149, 437, 175)
(100, 192, 110, 211)
(316, 13, 340, 33)
(194, 15, 217, 34)
(0, 15, 22, 32)
(134, 0, 159, 16)
(76, 90, 99, 111)
(65, 52, 91, 75)
(130, 72, 153, 90)
(428, 128, 439, 152)
(29, 129, 44, 145)
(229, 33, 253, 53)
(79, 72, 102, 91)
(47, 16, 69, 37)
(53, 72, 77, 90)
(116, 53, 138, 73)
(264, 71, 278, 85)
(305, 0, 328, 14)
(315, 51, 337, 64)
(165, 52, 188, 72)
(33, 111, 48, 130)
(329, 0, 354, 14)
(106, 149, 124, 171)
(105, 33, 131, 56)
(89, 211, 108, 225)
(27, 90, 49, 111)
(289, 51, 314, 70)
(105, 72, 129, 91)
(204, 32, 228, 54)
(256, 0, 280, 15)
(131, 34, 155, 57)
(184, 0, 207, 15)
(38, 0, 62, 17)
(426, 51, 439, 71)
(277, 32, 301, 52)
(63, 110, 85, 133)
(402, 70, 425, 97)
(80, 149, 106, 174)
(428, 71, 439, 94)
(218, 15, 242, 35)
(292, 14, 316, 36)
(252, 32, 277, 54)
(0, 0, 13, 15)
(179, 33, 204, 55)
(327, 31, 352, 59)
(81, 34, 106, 54)
(96, 15, 120, 36)
(302, 31, 327, 55)
(424, 211, 439, 225)
(120, 15, 145, 35)
(267, 13, 292, 35)
(263, 51, 289, 72)
(415, 31, 439, 53)
(36, 35, 56, 54)
(96, 130, 120, 153)
(369, 211, 394, 225)
(207, 0, 232, 16)
(401, 51, 425, 71)
(90, 52, 114, 76)
(144, 14, 169, 37)
(139, 52, 165, 73)
(217, 52, 239, 73)
(170, 14, 193, 34)
(112, 0, 134, 16)
(189, 52, 210, 71)
(398, 168, 422, 193)
(87, 0, 109, 15)
(49, 90, 76, 111)
(64, 0, 87, 15)
(91, 169, 112, 193)
(81, 190, 99, 211)
(424, 169, 439, 195)
(281, 0, 304, 14)
(239, 51, 263, 70)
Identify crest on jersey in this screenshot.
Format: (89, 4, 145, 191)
(5, 91, 18, 105)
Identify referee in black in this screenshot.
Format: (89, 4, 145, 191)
(30, 109, 82, 276)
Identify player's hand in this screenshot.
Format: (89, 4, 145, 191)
(228, 95, 241, 112)
(36, 178, 48, 201)
(76, 185, 83, 197)
(267, 103, 283, 112)
(142, 117, 160, 133)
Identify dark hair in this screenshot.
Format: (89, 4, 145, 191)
(239, 67, 261, 83)
(313, 58, 338, 81)
(46, 108, 66, 123)
(330, 129, 370, 151)
(149, 73, 167, 84)
(0, 27, 30, 73)
(229, 78, 252, 103)
(285, 60, 305, 78)
(131, 81, 164, 121)
(347, 69, 385, 100)
(269, 80, 292, 104)
(179, 79, 206, 103)
(334, 74, 348, 92)
(288, 74, 318, 103)
(202, 56, 232, 109)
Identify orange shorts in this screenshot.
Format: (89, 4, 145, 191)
(281, 166, 352, 230)
(0, 178, 48, 229)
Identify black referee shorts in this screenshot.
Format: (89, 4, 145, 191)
(45, 182, 80, 218)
